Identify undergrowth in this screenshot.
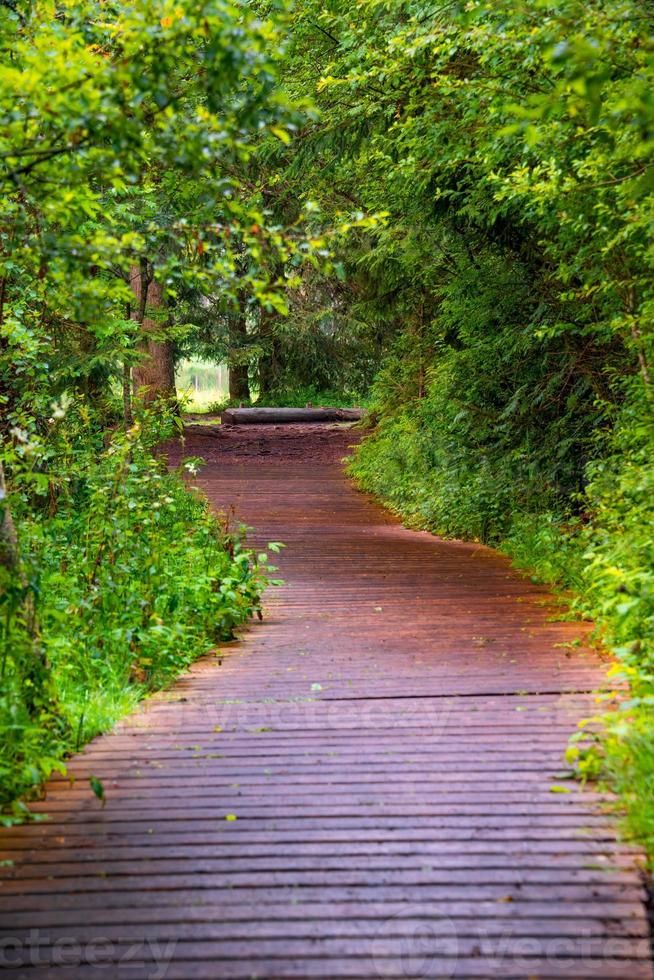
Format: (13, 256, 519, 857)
(199, 386, 368, 412)
(254, 385, 367, 409)
(0, 405, 271, 820)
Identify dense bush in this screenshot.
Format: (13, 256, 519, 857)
(0, 408, 268, 817)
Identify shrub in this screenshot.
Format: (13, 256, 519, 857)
(0, 406, 269, 816)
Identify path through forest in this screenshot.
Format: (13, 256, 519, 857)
(0, 423, 651, 978)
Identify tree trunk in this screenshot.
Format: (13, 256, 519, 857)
(222, 407, 364, 424)
(129, 262, 176, 405)
(0, 459, 19, 576)
(229, 361, 250, 402)
(122, 362, 132, 425)
(228, 311, 250, 402)
(258, 309, 282, 398)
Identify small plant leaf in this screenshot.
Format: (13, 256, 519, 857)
(89, 776, 106, 807)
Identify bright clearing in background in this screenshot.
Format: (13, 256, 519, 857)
(176, 359, 229, 412)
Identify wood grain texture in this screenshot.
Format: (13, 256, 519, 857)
(220, 407, 364, 424)
(0, 423, 651, 979)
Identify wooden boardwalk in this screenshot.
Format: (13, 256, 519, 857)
(0, 423, 651, 978)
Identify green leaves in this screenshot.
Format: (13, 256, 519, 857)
(0, 406, 271, 812)
(0, 0, 316, 441)
(89, 776, 106, 807)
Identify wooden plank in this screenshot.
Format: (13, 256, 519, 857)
(0, 422, 650, 979)
(220, 406, 364, 424)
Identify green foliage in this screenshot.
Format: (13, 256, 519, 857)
(0, 406, 268, 813)
(255, 385, 367, 408)
(581, 386, 654, 690)
(595, 712, 654, 865)
(350, 246, 609, 543)
(0, 0, 329, 439)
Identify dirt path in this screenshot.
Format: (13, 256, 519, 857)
(0, 424, 651, 978)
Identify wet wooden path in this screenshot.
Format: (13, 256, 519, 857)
(0, 423, 651, 978)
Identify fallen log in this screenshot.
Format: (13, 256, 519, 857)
(221, 406, 365, 425)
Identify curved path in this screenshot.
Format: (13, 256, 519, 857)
(0, 423, 651, 978)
